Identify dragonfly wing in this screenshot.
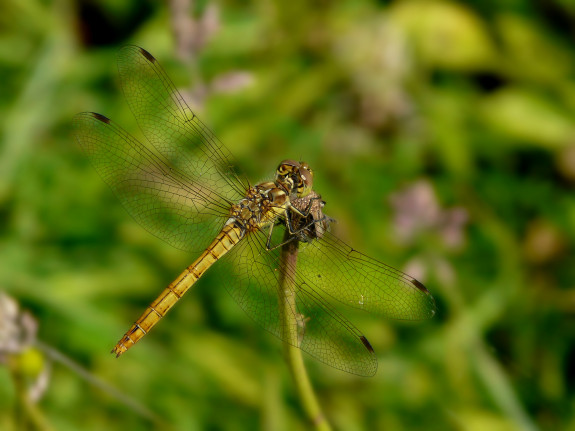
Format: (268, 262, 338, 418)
(296, 230, 436, 320)
(221, 229, 378, 377)
(72, 112, 229, 253)
(116, 45, 247, 201)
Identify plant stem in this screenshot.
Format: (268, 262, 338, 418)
(9, 358, 53, 431)
(278, 232, 332, 431)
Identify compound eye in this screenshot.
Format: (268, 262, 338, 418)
(300, 162, 313, 177)
(300, 164, 313, 182)
(297, 165, 314, 196)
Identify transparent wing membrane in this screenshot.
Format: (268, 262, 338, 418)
(73, 112, 230, 253)
(297, 231, 435, 320)
(222, 230, 378, 376)
(117, 46, 247, 200)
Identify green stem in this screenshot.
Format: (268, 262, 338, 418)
(9, 359, 53, 431)
(278, 232, 332, 431)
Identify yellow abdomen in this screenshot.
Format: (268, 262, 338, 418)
(112, 223, 244, 356)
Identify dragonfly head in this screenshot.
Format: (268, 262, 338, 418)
(276, 160, 314, 198)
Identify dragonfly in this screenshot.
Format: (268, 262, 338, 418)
(72, 46, 435, 377)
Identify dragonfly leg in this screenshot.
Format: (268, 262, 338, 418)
(285, 195, 332, 237)
(265, 222, 298, 251)
(287, 196, 315, 218)
(266, 193, 332, 251)
(284, 195, 317, 234)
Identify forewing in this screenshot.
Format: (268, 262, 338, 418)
(220, 229, 378, 377)
(72, 112, 229, 253)
(297, 231, 436, 320)
(116, 45, 247, 201)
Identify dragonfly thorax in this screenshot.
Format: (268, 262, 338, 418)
(227, 182, 289, 233)
(275, 160, 314, 199)
(226, 160, 315, 232)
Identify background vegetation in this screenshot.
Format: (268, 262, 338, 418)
(1, 0, 575, 430)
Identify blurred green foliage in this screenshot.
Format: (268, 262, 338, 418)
(1, 0, 575, 430)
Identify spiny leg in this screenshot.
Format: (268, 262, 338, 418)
(285, 196, 332, 236)
(265, 221, 299, 251)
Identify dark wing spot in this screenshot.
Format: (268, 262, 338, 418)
(410, 278, 430, 294)
(139, 47, 156, 63)
(91, 112, 110, 124)
(360, 335, 374, 354)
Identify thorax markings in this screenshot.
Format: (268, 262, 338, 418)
(227, 181, 289, 232)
